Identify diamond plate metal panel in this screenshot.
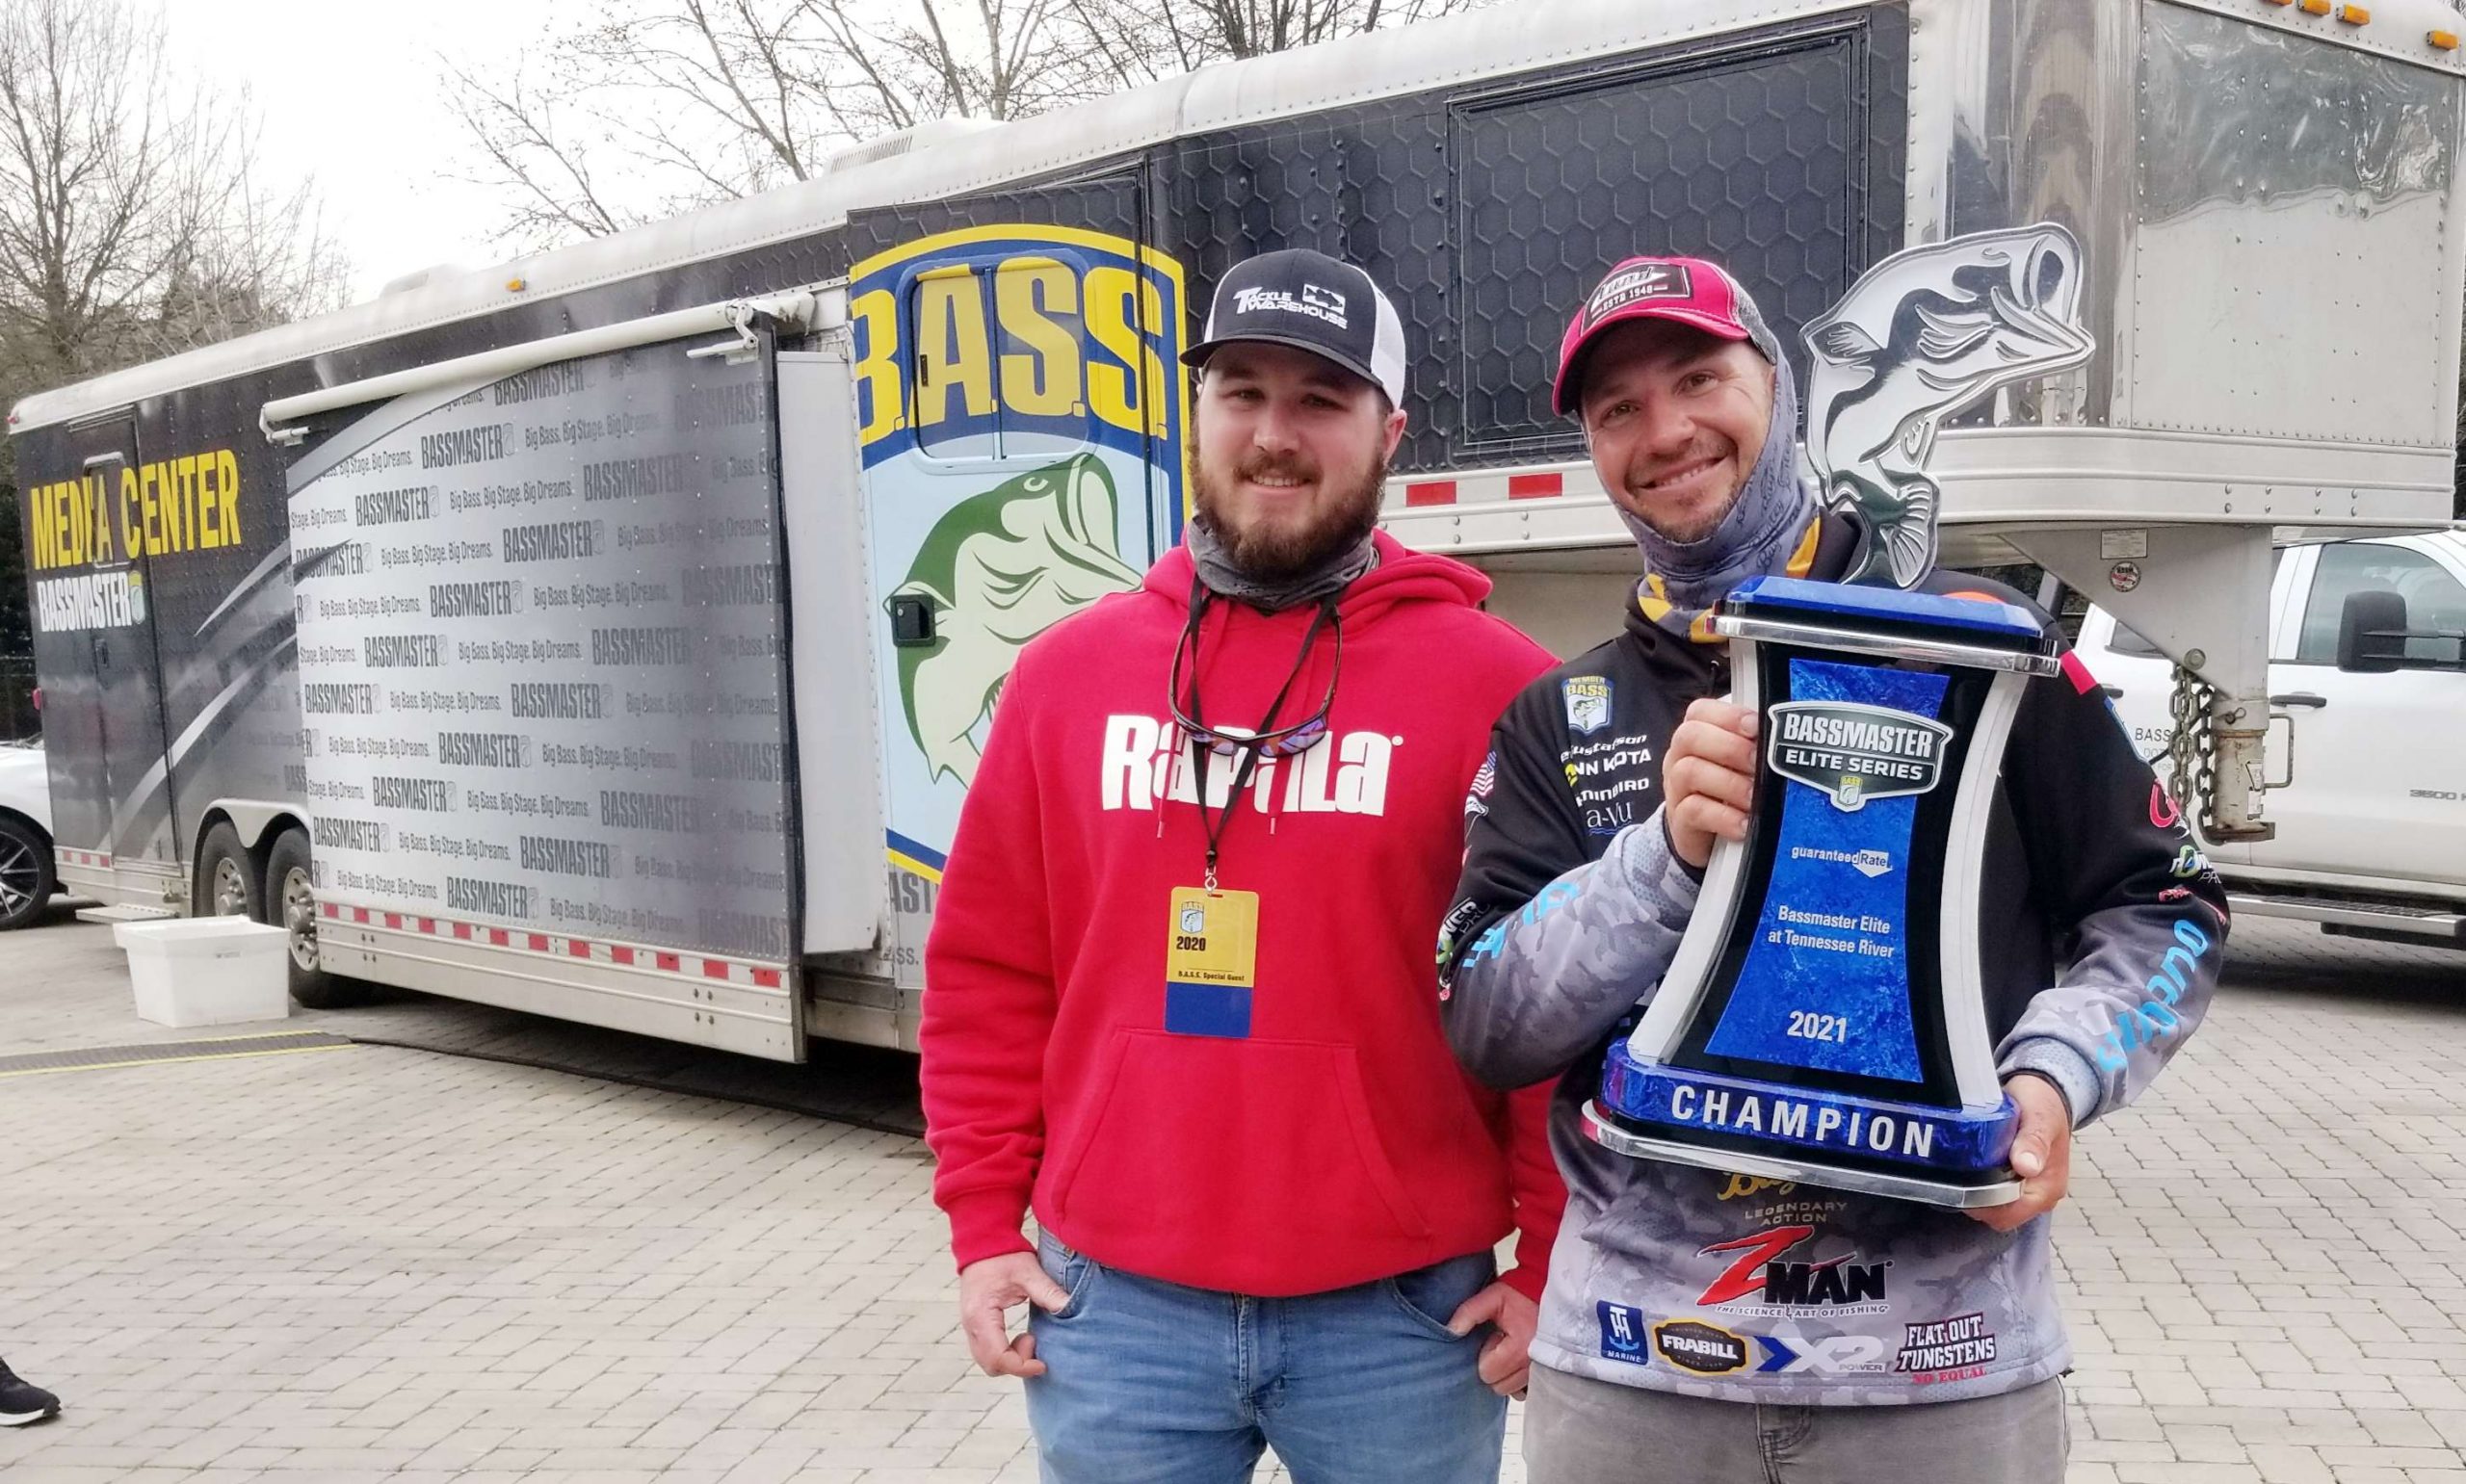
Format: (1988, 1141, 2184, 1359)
(1154, 9, 1907, 475)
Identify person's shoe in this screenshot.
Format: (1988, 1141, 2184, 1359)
(0, 1359, 61, 1425)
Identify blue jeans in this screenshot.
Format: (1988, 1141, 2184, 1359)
(1025, 1230, 1507, 1484)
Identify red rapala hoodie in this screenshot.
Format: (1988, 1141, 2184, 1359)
(921, 533, 1565, 1300)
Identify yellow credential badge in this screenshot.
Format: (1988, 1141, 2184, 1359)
(1165, 887, 1258, 1038)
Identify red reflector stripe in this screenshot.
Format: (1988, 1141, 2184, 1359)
(1508, 473, 1562, 500)
(753, 968, 782, 989)
(2059, 651, 2099, 696)
(702, 960, 729, 980)
(1404, 481, 1456, 507)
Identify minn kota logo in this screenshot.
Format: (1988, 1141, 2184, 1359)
(1766, 701, 1953, 812)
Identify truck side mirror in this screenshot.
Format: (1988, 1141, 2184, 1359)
(2335, 589, 2409, 673)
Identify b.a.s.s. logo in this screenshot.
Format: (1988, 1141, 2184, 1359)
(846, 224, 1188, 491)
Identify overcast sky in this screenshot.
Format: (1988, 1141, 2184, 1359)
(166, 1, 568, 304)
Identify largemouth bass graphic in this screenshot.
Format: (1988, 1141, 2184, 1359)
(890, 454, 1141, 787)
(1802, 224, 2096, 588)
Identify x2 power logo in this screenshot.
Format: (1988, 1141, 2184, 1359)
(1695, 1225, 1889, 1312)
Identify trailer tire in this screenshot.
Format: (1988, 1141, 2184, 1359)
(267, 827, 368, 1009)
(0, 813, 55, 931)
(197, 821, 263, 922)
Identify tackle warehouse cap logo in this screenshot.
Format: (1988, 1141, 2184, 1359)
(1766, 701, 1953, 812)
(847, 225, 1189, 494)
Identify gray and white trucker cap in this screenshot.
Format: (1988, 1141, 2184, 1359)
(1181, 248, 1407, 404)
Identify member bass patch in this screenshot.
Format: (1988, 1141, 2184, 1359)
(1765, 701, 1952, 812)
(1562, 676, 1613, 737)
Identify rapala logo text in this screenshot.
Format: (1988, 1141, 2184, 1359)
(1099, 715, 1393, 817)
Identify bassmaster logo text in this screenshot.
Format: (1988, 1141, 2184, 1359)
(1767, 701, 1952, 812)
(846, 227, 1186, 484)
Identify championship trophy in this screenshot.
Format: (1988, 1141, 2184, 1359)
(1581, 225, 2094, 1207)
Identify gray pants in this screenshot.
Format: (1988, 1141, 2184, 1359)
(1524, 1366, 2066, 1484)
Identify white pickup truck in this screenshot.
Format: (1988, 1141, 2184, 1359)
(2074, 529, 2466, 949)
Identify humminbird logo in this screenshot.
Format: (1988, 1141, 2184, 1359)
(1767, 702, 1952, 812)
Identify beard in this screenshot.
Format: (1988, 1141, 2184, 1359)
(1191, 446, 1388, 584)
(1629, 487, 1744, 547)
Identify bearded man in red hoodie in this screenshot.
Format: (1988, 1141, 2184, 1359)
(920, 248, 1565, 1483)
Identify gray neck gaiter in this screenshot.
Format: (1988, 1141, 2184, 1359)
(1186, 518, 1378, 613)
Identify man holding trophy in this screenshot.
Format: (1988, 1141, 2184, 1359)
(1437, 248, 2230, 1481)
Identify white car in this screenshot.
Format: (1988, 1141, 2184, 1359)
(2075, 531, 2466, 938)
(0, 739, 56, 931)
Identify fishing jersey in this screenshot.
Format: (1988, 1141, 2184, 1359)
(1438, 520, 2230, 1405)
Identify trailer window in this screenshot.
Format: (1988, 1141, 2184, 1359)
(908, 256, 1101, 461)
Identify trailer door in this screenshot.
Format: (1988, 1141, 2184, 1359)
(33, 413, 181, 889)
(843, 180, 1187, 996)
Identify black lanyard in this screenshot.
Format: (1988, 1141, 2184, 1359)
(1174, 578, 1338, 890)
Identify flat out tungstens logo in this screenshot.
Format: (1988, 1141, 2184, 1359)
(1766, 701, 1953, 812)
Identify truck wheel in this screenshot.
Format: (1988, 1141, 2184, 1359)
(266, 827, 369, 1009)
(0, 814, 55, 931)
(197, 821, 263, 921)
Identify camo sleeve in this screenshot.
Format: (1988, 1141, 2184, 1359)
(1441, 684, 1701, 1089)
(1990, 650, 2232, 1128)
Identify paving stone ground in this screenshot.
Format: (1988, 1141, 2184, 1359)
(3, 898, 2464, 1482)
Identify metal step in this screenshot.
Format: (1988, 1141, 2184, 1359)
(73, 903, 179, 925)
(2227, 891, 2466, 941)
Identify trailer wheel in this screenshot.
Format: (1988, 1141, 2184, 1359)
(197, 821, 263, 922)
(0, 814, 55, 931)
(267, 827, 369, 1009)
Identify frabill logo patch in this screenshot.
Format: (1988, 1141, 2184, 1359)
(1652, 1318, 1749, 1374)
(1766, 701, 1953, 812)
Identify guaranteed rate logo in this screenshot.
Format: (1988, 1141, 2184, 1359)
(1766, 701, 1953, 813)
(845, 224, 1188, 500)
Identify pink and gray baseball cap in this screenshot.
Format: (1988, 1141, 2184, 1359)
(1551, 255, 1783, 416)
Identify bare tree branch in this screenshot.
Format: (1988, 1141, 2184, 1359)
(438, 0, 1500, 255)
(0, 0, 347, 398)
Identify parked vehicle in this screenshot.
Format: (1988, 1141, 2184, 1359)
(0, 742, 56, 931)
(2076, 530, 2466, 947)
(11, 0, 2465, 1051)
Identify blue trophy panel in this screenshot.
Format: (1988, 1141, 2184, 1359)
(1702, 660, 1948, 1082)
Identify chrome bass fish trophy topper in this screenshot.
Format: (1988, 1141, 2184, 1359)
(1583, 226, 2093, 1207)
(1803, 224, 2094, 588)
